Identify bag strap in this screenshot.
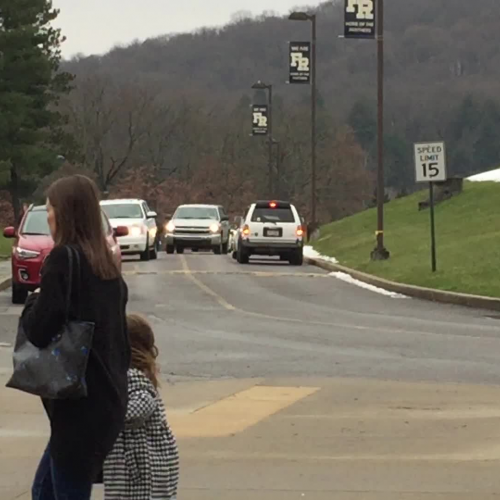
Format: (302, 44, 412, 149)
(65, 246, 74, 322)
(73, 247, 82, 318)
(65, 245, 83, 321)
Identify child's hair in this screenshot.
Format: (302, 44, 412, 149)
(127, 314, 160, 389)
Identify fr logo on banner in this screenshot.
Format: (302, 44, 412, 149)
(344, 0, 376, 39)
(252, 105, 269, 136)
(289, 42, 311, 84)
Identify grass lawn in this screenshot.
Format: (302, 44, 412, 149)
(0, 232, 12, 258)
(313, 181, 500, 298)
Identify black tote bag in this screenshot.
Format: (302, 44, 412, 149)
(6, 246, 95, 399)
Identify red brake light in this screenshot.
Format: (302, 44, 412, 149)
(296, 226, 304, 237)
(242, 224, 250, 236)
(269, 201, 277, 208)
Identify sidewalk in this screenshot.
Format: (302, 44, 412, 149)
(0, 259, 10, 291)
(3, 375, 500, 499)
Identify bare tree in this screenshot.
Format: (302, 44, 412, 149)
(65, 74, 158, 192)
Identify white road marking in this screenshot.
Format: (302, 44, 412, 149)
(122, 269, 327, 278)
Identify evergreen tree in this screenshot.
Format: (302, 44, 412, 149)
(348, 99, 376, 152)
(0, 0, 73, 220)
(473, 100, 500, 171)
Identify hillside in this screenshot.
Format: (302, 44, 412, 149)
(65, 0, 500, 99)
(312, 180, 500, 297)
(52, 0, 500, 225)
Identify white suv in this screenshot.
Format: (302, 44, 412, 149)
(232, 200, 304, 265)
(100, 199, 158, 261)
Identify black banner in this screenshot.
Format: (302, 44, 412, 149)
(252, 105, 268, 135)
(344, 0, 376, 39)
(289, 42, 311, 84)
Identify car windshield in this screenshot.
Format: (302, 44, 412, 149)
(21, 210, 50, 235)
(101, 203, 143, 219)
(175, 207, 219, 220)
(21, 209, 111, 236)
(251, 208, 295, 223)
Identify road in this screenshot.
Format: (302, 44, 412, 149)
(1, 252, 500, 499)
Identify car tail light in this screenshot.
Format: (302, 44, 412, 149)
(242, 224, 250, 237)
(296, 226, 304, 237)
(269, 201, 277, 208)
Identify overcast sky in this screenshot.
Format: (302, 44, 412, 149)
(53, 0, 323, 58)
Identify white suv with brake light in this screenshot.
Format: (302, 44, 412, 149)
(232, 200, 304, 265)
(100, 199, 158, 261)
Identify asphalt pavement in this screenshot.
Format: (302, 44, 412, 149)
(1, 252, 500, 499)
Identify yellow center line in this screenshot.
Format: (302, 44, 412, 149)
(180, 255, 235, 311)
(174, 257, 388, 332)
(172, 259, 431, 337)
(130, 260, 418, 335)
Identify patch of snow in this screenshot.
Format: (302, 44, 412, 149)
(303, 245, 338, 264)
(329, 272, 407, 299)
(467, 168, 500, 183)
(304, 246, 407, 299)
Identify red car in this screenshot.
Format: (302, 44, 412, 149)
(2, 205, 128, 304)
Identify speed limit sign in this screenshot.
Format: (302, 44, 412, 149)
(414, 142, 447, 183)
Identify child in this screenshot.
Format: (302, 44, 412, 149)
(104, 314, 179, 500)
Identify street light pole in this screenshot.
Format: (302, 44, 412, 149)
(268, 84, 273, 197)
(289, 11, 317, 232)
(311, 15, 317, 231)
(370, 0, 390, 260)
(252, 80, 274, 197)
(273, 139, 281, 198)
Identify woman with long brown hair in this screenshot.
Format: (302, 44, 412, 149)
(20, 175, 130, 500)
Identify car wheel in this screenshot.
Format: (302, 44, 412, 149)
(166, 245, 175, 255)
(140, 239, 151, 261)
(176, 246, 184, 254)
(150, 246, 158, 260)
(12, 283, 28, 305)
(213, 244, 222, 255)
(289, 248, 304, 266)
(237, 245, 249, 264)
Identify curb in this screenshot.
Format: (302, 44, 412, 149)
(305, 257, 500, 312)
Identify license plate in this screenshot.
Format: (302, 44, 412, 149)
(265, 229, 281, 237)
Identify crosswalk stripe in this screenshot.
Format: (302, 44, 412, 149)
(0, 385, 319, 439)
(169, 386, 319, 438)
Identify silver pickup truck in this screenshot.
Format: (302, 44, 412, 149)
(165, 204, 230, 254)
